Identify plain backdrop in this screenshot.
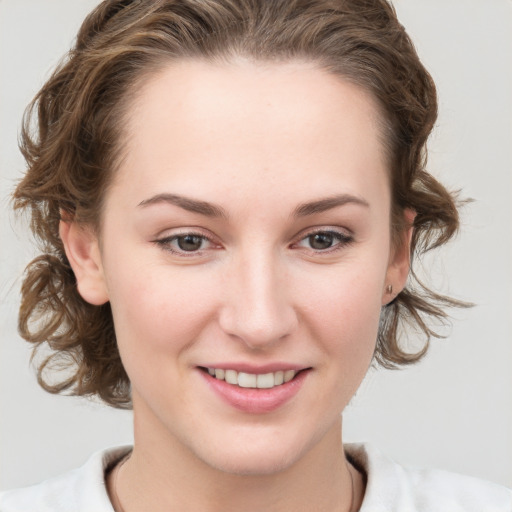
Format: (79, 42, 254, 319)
(1, 0, 511, 491)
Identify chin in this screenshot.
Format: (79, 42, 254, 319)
(193, 427, 321, 477)
(204, 448, 300, 476)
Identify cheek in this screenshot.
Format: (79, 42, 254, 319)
(105, 260, 219, 358)
(295, 257, 387, 361)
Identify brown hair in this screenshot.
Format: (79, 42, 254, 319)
(14, 0, 466, 409)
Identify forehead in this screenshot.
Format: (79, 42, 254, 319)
(113, 59, 389, 209)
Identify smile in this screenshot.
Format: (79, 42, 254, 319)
(206, 368, 297, 389)
(199, 365, 310, 413)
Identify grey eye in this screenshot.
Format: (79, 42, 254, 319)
(155, 231, 215, 255)
(308, 232, 336, 250)
(176, 234, 205, 251)
(295, 230, 353, 252)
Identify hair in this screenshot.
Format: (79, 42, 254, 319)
(13, 0, 467, 409)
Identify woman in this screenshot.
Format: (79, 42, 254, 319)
(1, 0, 510, 510)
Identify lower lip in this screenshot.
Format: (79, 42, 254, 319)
(200, 369, 309, 414)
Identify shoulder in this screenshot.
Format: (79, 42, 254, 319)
(0, 446, 131, 512)
(345, 443, 512, 512)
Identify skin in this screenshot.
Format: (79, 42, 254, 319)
(60, 59, 412, 512)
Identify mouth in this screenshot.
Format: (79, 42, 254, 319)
(198, 365, 311, 413)
(199, 367, 307, 390)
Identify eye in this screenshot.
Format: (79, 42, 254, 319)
(154, 232, 214, 254)
(295, 230, 353, 252)
(174, 234, 207, 252)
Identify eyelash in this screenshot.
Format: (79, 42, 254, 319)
(293, 229, 354, 253)
(153, 231, 216, 256)
(153, 228, 354, 256)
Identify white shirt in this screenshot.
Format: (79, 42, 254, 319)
(1, 444, 510, 511)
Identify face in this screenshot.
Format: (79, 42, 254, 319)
(65, 59, 410, 475)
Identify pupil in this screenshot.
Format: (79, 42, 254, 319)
(310, 233, 334, 250)
(178, 235, 203, 251)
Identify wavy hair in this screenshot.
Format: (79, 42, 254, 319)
(14, 0, 467, 408)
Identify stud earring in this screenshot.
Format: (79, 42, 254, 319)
(386, 284, 393, 295)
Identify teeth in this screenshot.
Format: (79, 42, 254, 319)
(284, 370, 296, 383)
(256, 373, 275, 389)
(238, 372, 257, 388)
(206, 368, 298, 389)
(225, 369, 238, 385)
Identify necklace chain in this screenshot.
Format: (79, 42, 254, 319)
(112, 453, 130, 512)
(347, 462, 356, 512)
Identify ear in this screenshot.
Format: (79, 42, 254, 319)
(382, 209, 416, 306)
(59, 220, 109, 306)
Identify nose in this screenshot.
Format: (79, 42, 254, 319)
(218, 249, 298, 350)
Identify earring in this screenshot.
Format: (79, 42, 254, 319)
(386, 284, 393, 295)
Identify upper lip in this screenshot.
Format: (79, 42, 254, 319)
(198, 362, 310, 373)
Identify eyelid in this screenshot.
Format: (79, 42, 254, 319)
(152, 228, 221, 256)
(151, 225, 354, 257)
(292, 227, 354, 252)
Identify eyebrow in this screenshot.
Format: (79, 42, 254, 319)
(138, 193, 228, 218)
(137, 192, 369, 218)
(293, 194, 370, 217)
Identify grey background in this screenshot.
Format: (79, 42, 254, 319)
(1, 0, 511, 490)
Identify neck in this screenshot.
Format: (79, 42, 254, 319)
(115, 401, 362, 512)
